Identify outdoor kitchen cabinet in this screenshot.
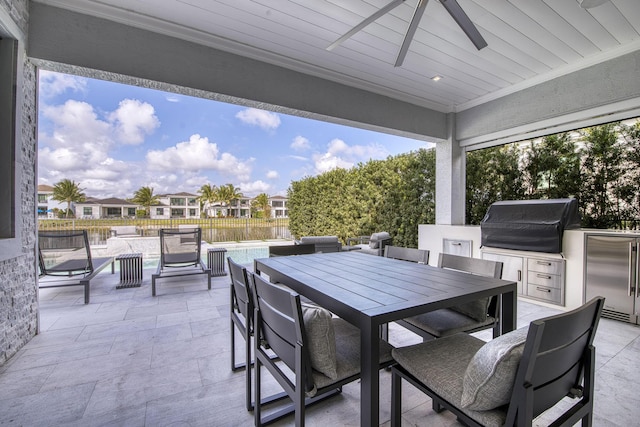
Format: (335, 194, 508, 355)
(526, 257, 565, 306)
(481, 250, 565, 305)
(482, 251, 525, 296)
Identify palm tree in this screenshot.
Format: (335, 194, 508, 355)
(252, 193, 271, 218)
(217, 183, 243, 217)
(198, 183, 218, 218)
(132, 186, 160, 217)
(52, 179, 85, 218)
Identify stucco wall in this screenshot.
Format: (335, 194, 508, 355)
(0, 0, 38, 365)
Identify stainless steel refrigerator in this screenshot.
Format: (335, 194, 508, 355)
(585, 234, 640, 324)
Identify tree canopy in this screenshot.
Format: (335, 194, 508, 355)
(466, 121, 640, 229)
(52, 179, 85, 218)
(131, 186, 159, 217)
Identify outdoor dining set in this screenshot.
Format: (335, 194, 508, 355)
(36, 227, 604, 427)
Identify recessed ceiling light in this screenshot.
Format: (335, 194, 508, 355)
(432, 75, 442, 82)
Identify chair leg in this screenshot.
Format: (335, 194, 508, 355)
(432, 398, 444, 413)
(391, 369, 402, 427)
(151, 275, 157, 296)
(245, 329, 253, 412)
(255, 356, 262, 426)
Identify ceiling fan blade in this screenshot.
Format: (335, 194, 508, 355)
(395, 0, 430, 67)
(439, 0, 487, 50)
(327, 0, 406, 51)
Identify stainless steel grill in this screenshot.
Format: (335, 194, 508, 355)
(116, 253, 143, 288)
(207, 248, 227, 277)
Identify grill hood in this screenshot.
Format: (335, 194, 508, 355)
(480, 199, 581, 253)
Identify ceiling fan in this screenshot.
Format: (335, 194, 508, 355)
(327, 0, 487, 67)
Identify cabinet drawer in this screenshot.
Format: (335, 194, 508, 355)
(443, 239, 472, 257)
(528, 271, 562, 289)
(527, 258, 564, 275)
(527, 284, 563, 304)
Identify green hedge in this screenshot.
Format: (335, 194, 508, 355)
(287, 149, 435, 247)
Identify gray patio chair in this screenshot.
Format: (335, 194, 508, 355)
(268, 243, 315, 257)
(345, 231, 392, 256)
(151, 227, 211, 296)
(296, 236, 342, 253)
(391, 297, 605, 427)
(228, 257, 254, 411)
(38, 229, 115, 304)
(228, 257, 285, 412)
(384, 245, 429, 264)
(396, 253, 503, 340)
(249, 272, 394, 426)
(380, 246, 430, 341)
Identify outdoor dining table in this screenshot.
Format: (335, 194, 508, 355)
(253, 251, 517, 427)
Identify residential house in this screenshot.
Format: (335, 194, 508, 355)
(154, 192, 200, 219)
(74, 197, 138, 219)
(36, 184, 66, 218)
(226, 197, 252, 218)
(268, 195, 288, 218)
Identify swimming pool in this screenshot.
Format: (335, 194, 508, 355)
(135, 245, 269, 269)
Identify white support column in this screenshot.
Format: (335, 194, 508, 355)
(436, 113, 465, 225)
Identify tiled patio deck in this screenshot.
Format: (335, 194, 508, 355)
(1, 263, 640, 426)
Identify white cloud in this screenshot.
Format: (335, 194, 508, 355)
(313, 138, 388, 174)
(109, 99, 160, 145)
(37, 98, 159, 198)
(290, 135, 310, 151)
(146, 134, 254, 181)
(166, 96, 180, 103)
(266, 170, 279, 179)
(235, 108, 281, 131)
(38, 70, 87, 99)
(41, 100, 112, 149)
(288, 155, 309, 161)
(240, 180, 271, 196)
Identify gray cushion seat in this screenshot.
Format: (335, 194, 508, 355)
(310, 316, 394, 391)
(346, 231, 392, 256)
(392, 327, 529, 427)
(403, 309, 496, 338)
(297, 235, 342, 253)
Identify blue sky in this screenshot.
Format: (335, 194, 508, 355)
(37, 70, 433, 199)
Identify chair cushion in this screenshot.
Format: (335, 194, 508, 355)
(404, 309, 496, 338)
(312, 318, 394, 392)
(450, 297, 490, 323)
(392, 333, 485, 405)
(460, 326, 529, 410)
(368, 232, 390, 249)
(301, 302, 337, 379)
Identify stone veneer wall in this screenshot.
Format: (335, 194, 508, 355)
(0, 0, 38, 365)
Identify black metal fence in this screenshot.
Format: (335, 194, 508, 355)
(38, 217, 292, 245)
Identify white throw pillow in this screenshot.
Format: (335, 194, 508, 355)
(301, 302, 337, 379)
(460, 326, 529, 410)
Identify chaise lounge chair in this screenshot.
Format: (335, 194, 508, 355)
(38, 230, 115, 304)
(151, 227, 211, 296)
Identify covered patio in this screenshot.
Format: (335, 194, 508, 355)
(1, 266, 639, 426)
(2, 1, 640, 425)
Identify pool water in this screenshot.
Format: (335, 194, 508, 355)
(137, 245, 269, 269)
(222, 246, 270, 265)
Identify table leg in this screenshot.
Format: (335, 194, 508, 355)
(502, 288, 517, 334)
(361, 321, 379, 427)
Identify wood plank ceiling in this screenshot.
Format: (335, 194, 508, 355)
(40, 0, 640, 113)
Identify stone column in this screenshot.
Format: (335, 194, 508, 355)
(436, 113, 465, 225)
